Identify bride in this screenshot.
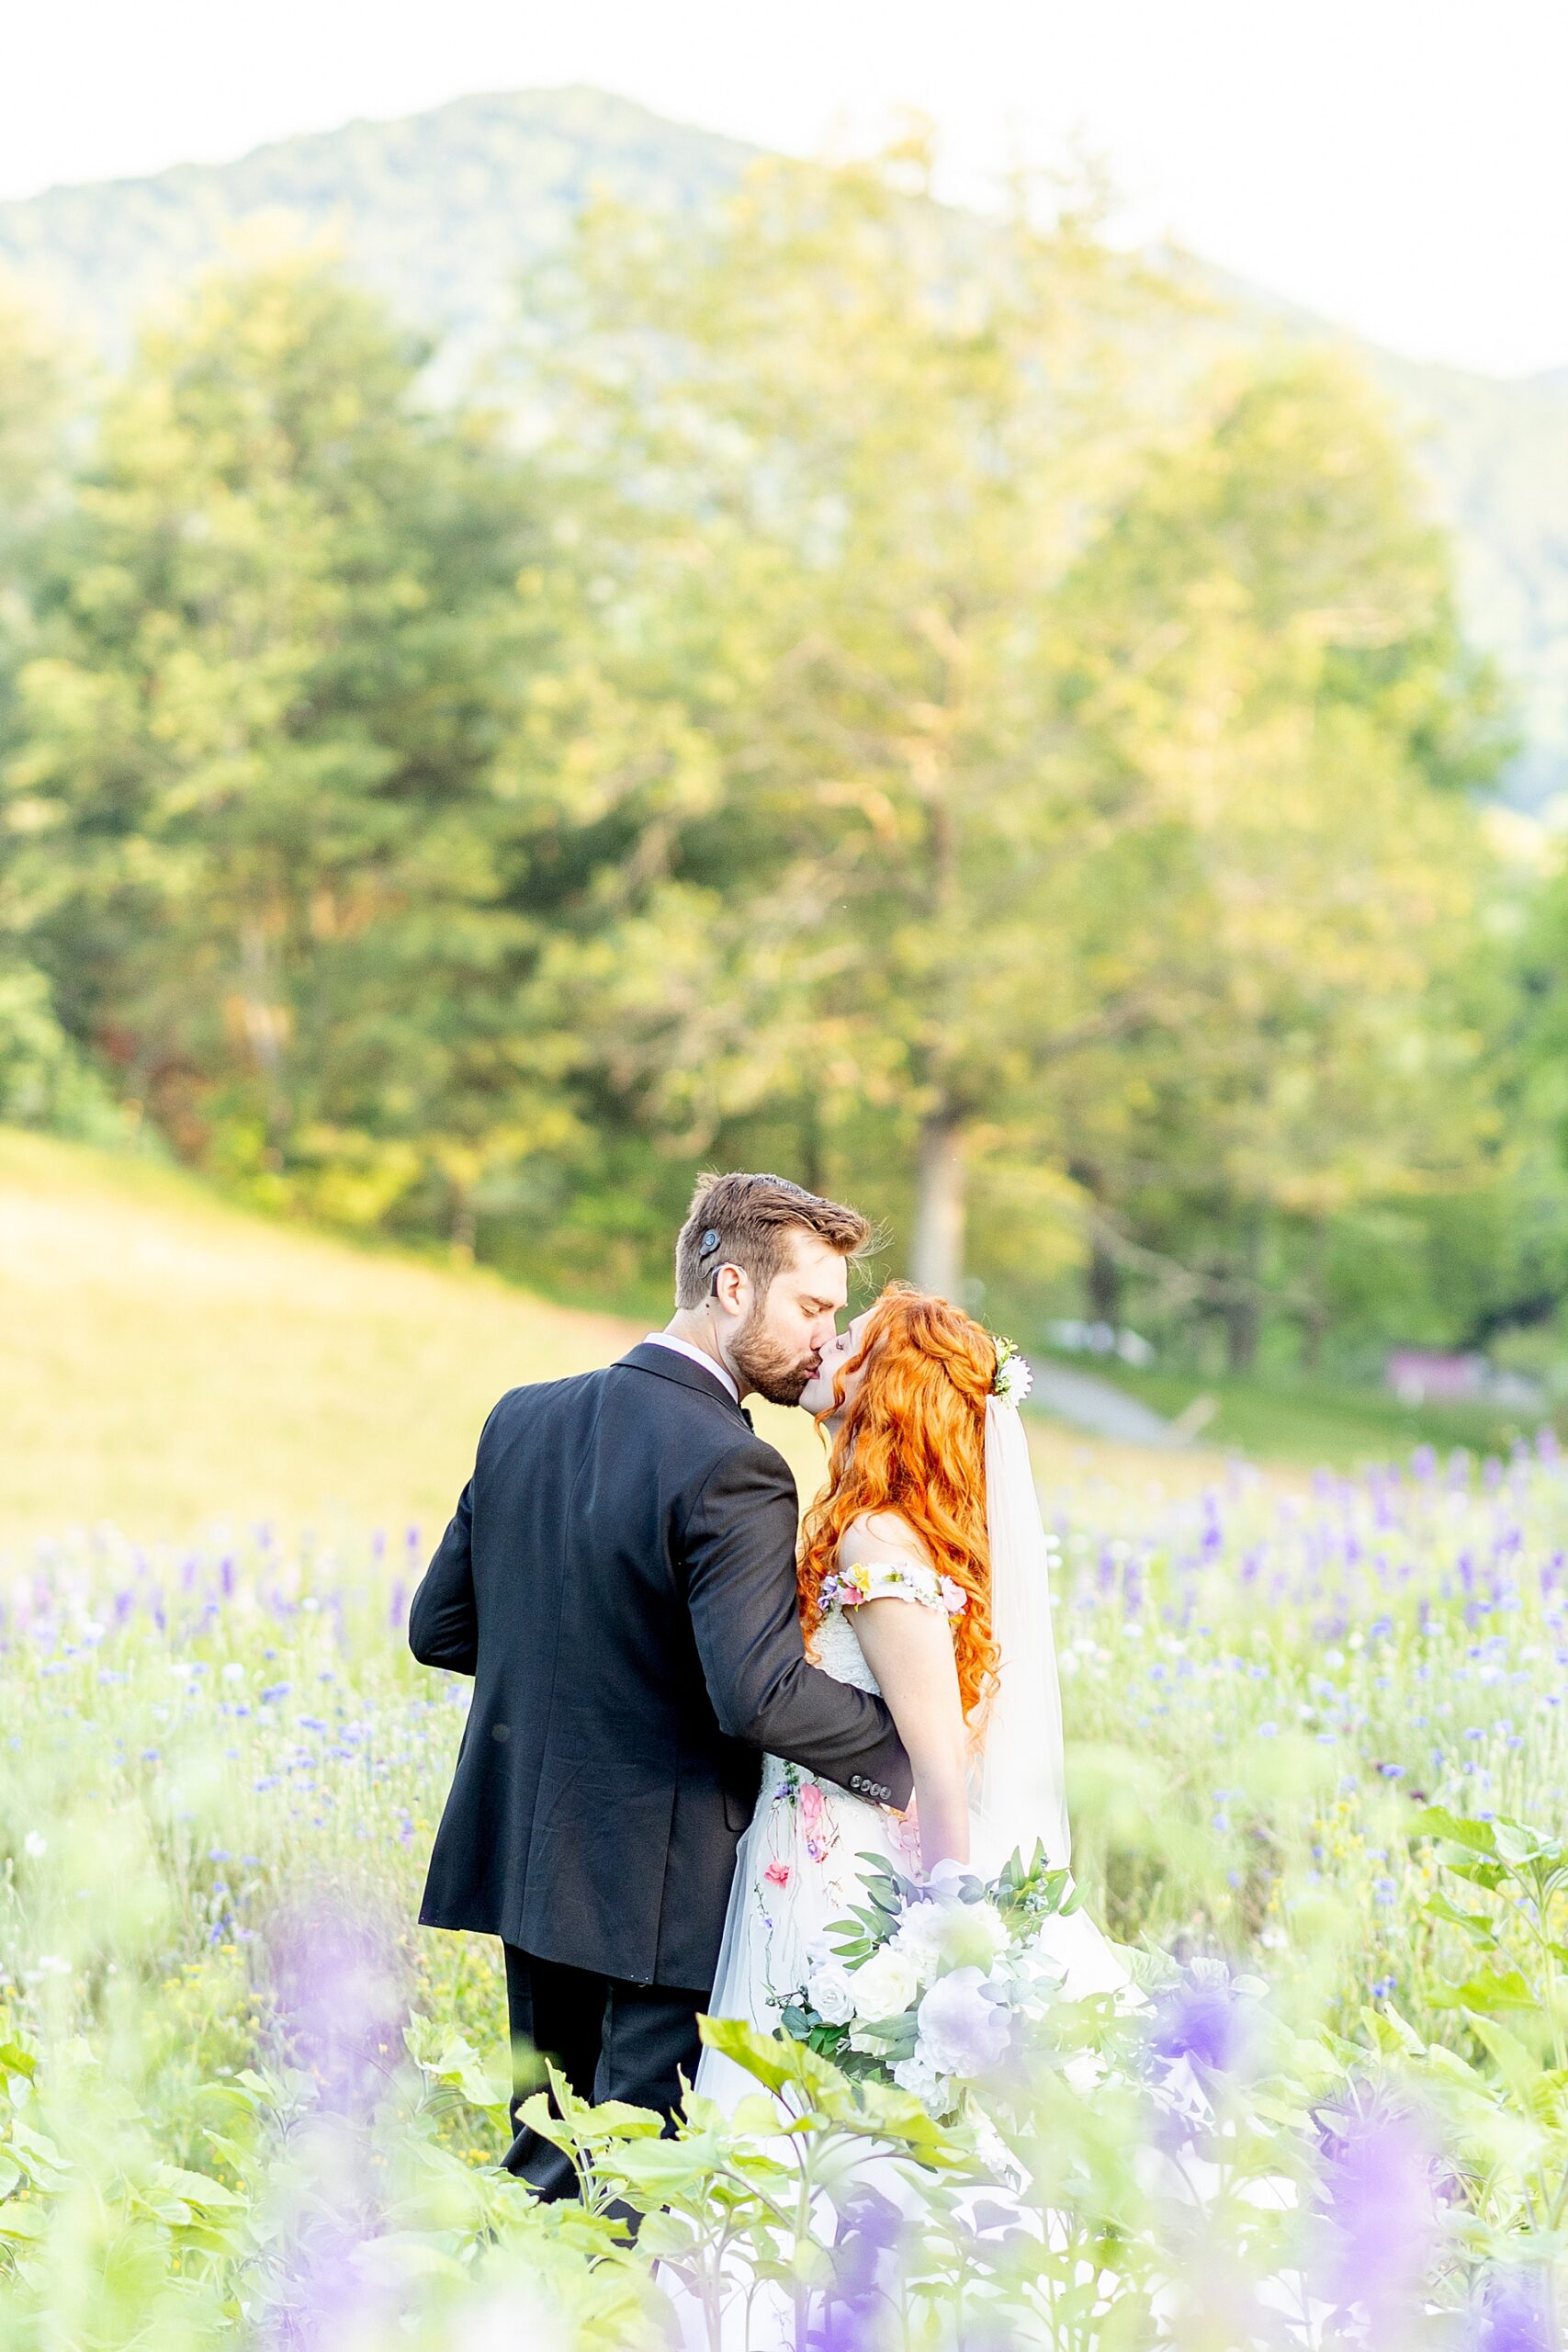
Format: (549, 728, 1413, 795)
(694, 1283, 1128, 2111)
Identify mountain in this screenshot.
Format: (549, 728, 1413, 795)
(1369, 352, 1568, 806)
(2, 84, 1564, 807)
(0, 87, 751, 369)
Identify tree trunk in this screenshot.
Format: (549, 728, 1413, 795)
(1223, 1212, 1266, 1375)
(239, 914, 288, 1148)
(1224, 1291, 1261, 1376)
(1067, 1159, 1122, 1328)
(1299, 1219, 1329, 1372)
(911, 1113, 965, 1299)
(1087, 1237, 1122, 1327)
(797, 1091, 825, 1198)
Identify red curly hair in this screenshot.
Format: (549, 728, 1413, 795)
(799, 1283, 1001, 1729)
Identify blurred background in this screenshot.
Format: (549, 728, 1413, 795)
(6, 0, 1568, 1534)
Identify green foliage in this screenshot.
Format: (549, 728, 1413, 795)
(4, 256, 576, 1236)
(0, 151, 1554, 1375)
(1044, 350, 1507, 1365)
(1044, 1353, 1562, 1464)
(1, 86, 1563, 823)
(0, 956, 130, 1141)
(513, 145, 1507, 1322)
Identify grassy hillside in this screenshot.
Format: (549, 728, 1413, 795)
(0, 1128, 655, 1544)
(0, 1130, 1246, 1548)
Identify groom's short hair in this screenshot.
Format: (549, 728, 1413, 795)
(675, 1172, 872, 1309)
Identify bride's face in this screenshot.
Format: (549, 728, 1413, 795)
(796, 1310, 872, 1422)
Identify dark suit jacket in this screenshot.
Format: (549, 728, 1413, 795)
(409, 1342, 912, 1988)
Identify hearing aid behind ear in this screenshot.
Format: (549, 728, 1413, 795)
(701, 1227, 728, 1298)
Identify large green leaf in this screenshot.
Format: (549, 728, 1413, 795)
(1467, 2010, 1551, 2109)
(695, 2017, 801, 2097)
(597, 2134, 733, 2196)
(1427, 1968, 1541, 2018)
(1422, 1889, 1498, 1938)
(1490, 1817, 1563, 1870)
(148, 2163, 247, 2211)
(1415, 1806, 1501, 1856)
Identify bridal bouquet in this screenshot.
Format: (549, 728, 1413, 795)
(778, 1844, 1082, 2123)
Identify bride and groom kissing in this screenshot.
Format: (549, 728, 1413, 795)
(409, 1169, 1124, 2193)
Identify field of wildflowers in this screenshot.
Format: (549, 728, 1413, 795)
(2, 1439, 1566, 2346)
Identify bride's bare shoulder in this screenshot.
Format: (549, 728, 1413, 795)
(837, 1509, 931, 1568)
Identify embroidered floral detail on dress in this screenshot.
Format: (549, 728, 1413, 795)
(797, 1779, 831, 1862)
(820, 1559, 967, 1617)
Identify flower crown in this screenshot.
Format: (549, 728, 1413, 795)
(990, 1335, 1032, 1408)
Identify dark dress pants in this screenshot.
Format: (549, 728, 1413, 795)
(502, 1944, 710, 2199)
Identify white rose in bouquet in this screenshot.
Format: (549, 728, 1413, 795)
(892, 2047, 954, 2116)
(916, 1966, 1010, 2078)
(933, 1899, 1010, 1975)
(889, 1898, 946, 1983)
(805, 1958, 857, 2025)
(850, 1944, 920, 2022)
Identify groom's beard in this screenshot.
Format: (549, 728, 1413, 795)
(732, 1306, 820, 1408)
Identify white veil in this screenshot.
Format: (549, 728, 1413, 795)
(969, 1397, 1072, 1877)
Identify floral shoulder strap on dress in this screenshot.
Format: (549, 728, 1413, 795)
(821, 1559, 967, 1617)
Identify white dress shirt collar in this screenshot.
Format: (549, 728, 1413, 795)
(642, 1329, 740, 1405)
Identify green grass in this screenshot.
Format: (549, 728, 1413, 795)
(0, 1127, 1264, 1546)
(0, 1127, 862, 1544)
(0, 1127, 657, 1544)
(3, 1125, 1541, 1555)
(1050, 1351, 1558, 1467)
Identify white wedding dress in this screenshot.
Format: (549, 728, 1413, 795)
(679, 1419, 1315, 2349)
(694, 1402, 1130, 2112)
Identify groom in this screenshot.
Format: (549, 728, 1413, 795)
(409, 1170, 912, 2195)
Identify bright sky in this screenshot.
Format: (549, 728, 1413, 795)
(6, 0, 1565, 379)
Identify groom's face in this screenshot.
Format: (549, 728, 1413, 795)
(731, 1230, 849, 1408)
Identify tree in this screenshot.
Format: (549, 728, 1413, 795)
(520, 138, 1192, 1295)
(1043, 354, 1508, 1366)
(0, 279, 119, 1136)
(521, 151, 1504, 1311)
(4, 258, 571, 1235)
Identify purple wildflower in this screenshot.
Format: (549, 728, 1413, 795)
(1471, 2270, 1554, 2352)
(807, 2184, 905, 2352)
(266, 1893, 404, 2120)
(1150, 1974, 1250, 2075)
(1316, 2100, 1434, 2324)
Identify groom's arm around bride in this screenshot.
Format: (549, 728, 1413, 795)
(408, 1170, 911, 2195)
